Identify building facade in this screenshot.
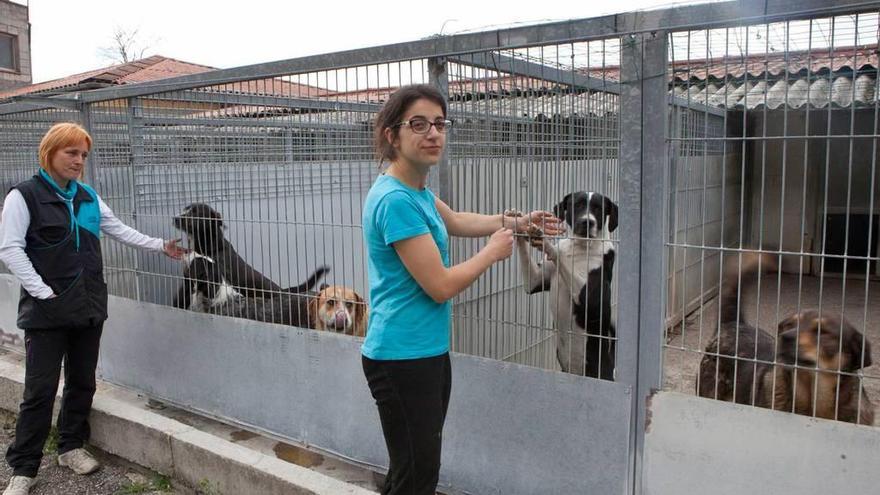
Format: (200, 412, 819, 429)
(0, 0, 30, 91)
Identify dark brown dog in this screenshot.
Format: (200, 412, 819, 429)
(698, 252, 777, 406)
(698, 253, 874, 425)
(771, 310, 874, 425)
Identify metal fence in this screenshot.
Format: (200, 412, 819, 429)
(1, 1, 878, 493)
(663, 11, 880, 426)
(2, 46, 629, 372)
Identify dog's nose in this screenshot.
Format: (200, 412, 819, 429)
(334, 310, 348, 329)
(574, 218, 592, 234)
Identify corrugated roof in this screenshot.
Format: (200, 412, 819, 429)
(669, 44, 880, 109)
(669, 45, 879, 82)
(673, 74, 877, 109)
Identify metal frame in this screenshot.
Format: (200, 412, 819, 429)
(1, 1, 873, 109)
(616, 30, 670, 493)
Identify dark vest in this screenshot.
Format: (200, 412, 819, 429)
(13, 174, 108, 330)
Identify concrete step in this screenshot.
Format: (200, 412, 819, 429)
(0, 351, 377, 495)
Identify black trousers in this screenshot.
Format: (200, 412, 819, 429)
(363, 353, 452, 495)
(6, 323, 103, 478)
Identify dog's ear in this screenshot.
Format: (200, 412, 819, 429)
(844, 322, 872, 370)
(354, 298, 369, 337)
(603, 196, 618, 233)
(554, 193, 573, 221)
(307, 295, 321, 329)
(778, 313, 801, 335)
(352, 290, 365, 303)
(209, 208, 225, 230)
(778, 310, 818, 335)
(319, 283, 329, 291)
(862, 337, 873, 369)
(202, 210, 224, 241)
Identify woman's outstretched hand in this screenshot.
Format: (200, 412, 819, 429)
(523, 211, 565, 236)
(503, 210, 565, 237)
(163, 239, 189, 260)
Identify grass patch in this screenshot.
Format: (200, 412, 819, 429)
(152, 473, 173, 492)
(115, 473, 174, 494)
(116, 481, 151, 494)
(42, 426, 58, 454)
(197, 478, 220, 495)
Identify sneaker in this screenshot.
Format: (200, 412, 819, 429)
(2, 475, 34, 495)
(57, 448, 100, 475)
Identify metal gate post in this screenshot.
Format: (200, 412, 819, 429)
(617, 31, 669, 495)
(79, 102, 100, 185)
(126, 97, 143, 300)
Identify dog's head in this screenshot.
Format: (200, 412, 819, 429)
(777, 310, 873, 372)
(309, 284, 368, 337)
(174, 203, 225, 253)
(553, 192, 618, 239)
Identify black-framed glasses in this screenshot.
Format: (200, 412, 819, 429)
(393, 118, 454, 134)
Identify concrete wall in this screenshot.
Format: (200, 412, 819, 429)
(747, 108, 880, 274)
(0, 274, 633, 495)
(0, 0, 31, 91)
(643, 391, 880, 495)
(666, 151, 742, 325)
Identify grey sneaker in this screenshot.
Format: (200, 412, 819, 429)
(2, 475, 34, 495)
(57, 448, 100, 475)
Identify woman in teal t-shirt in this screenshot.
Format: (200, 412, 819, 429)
(361, 85, 563, 494)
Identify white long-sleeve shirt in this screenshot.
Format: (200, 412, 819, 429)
(0, 189, 165, 299)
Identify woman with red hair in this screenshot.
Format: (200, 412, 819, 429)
(0, 122, 186, 494)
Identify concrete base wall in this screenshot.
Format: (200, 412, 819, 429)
(0, 274, 633, 495)
(0, 354, 371, 495)
(643, 391, 880, 495)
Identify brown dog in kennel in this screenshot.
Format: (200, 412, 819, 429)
(309, 284, 369, 337)
(697, 252, 875, 426)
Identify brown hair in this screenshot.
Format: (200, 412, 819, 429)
(373, 84, 446, 165)
(39, 122, 92, 180)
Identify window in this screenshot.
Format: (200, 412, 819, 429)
(0, 33, 17, 72)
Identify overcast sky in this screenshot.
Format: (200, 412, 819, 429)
(21, 0, 711, 83)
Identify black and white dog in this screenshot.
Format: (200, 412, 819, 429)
(177, 251, 239, 312)
(172, 203, 328, 315)
(177, 250, 319, 328)
(516, 192, 617, 380)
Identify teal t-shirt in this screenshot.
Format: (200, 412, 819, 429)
(361, 174, 451, 360)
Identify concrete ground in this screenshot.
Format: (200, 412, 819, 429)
(663, 273, 880, 424)
(0, 408, 192, 495)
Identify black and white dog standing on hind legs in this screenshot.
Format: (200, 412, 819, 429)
(514, 191, 618, 380)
